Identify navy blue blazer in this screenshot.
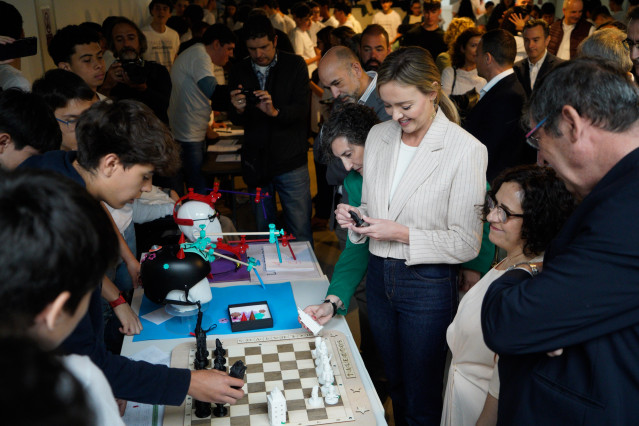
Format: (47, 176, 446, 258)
(481, 147, 639, 425)
(463, 73, 528, 182)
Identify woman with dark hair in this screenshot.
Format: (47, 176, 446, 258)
(304, 103, 380, 321)
(441, 27, 485, 96)
(442, 164, 576, 426)
(335, 46, 488, 424)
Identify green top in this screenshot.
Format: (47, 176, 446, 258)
(326, 171, 369, 315)
(326, 173, 495, 314)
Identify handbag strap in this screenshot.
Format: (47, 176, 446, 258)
(451, 67, 457, 93)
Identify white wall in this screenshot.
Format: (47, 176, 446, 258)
(5, 0, 150, 83)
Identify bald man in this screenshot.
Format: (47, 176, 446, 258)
(547, 0, 594, 59)
(318, 46, 389, 120)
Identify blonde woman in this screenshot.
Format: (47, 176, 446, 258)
(335, 46, 487, 425)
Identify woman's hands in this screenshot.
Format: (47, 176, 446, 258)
(301, 296, 343, 327)
(335, 203, 409, 243)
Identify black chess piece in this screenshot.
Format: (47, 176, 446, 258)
(195, 400, 212, 418)
(229, 360, 247, 389)
(193, 305, 212, 417)
(194, 310, 210, 369)
(214, 338, 227, 357)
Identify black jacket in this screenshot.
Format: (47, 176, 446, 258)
(513, 52, 563, 98)
(463, 72, 529, 181)
(229, 51, 310, 187)
(482, 147, 639, 425)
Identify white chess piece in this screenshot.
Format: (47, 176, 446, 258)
(311, 336, 322, 359)
(307, 385, 323, 408)
(267, 386, 287, 426)
(324, 384, 339, 405)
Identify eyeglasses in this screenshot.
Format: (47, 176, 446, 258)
(486, 195, 524, 223)
(56, 117, 79, 130)
(623, 38, 639, 51)
(525, 116, 548, 150)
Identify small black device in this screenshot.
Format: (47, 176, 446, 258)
(349, 210, 367, 227)
(239, 88, 260, 105)
(121, 57, 150, 85)
(0, 37, 37, 61)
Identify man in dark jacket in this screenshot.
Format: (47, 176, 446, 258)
(464, 29, 529, 182)
(229, 14, 313, 243)
(482, 58, 639, 425)
(513, 19, 563, 98)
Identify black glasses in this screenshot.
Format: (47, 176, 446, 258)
(486, 195, 524, 223)
(525, 116, 548, 150)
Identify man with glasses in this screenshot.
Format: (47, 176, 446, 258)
(482, 57, 639, 424)
(32, 69, 97, 151)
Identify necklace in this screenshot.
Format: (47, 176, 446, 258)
(495, 251, 532, 270)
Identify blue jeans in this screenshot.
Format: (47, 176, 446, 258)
(250, 164, 313, 245)
(366, 254, 458, 426)
(178, 140, 208, 194)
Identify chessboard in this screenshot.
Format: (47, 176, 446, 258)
(164, 331, 376, 425)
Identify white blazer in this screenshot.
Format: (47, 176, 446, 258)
(350, 108, 488, 265)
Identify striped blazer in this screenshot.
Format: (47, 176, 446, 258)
(350, 109, 488, 265)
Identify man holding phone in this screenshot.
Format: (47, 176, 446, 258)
(0, 1, 32, 91)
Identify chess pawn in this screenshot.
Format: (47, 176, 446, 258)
(307, 385, 323, 409)
(324, 384, 339, 405)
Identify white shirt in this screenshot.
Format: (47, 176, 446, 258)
(142, 25, 181, 71)
(372, 10, 402, 42)
(324, 16, 339, 28)
(289, 27, 317, 77)
(441, 67, 486, 96)
(168, 43, 216, 142)
(269, 13, 287, 33)
(556, 21, 575, 60)
(308, 21, 325, 44)
(528, 50, 548, 89)
(346, 14, 363, 33)
(61, 355, 124, 426)
(389, 141, 418, 202)
(556, 21, 594, 60)
(0, 64, 30, 91)
(479, 68, 514, 100)
(359, 71, 378, 104)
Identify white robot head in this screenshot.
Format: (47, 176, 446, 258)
(176, 200, 222, 242)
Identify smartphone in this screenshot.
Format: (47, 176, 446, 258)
(0, 37, 37, 61)
(349, 210, 368, 227)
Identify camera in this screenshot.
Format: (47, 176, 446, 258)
(239, 88, 260, 105)
(121, 57, 150, 85)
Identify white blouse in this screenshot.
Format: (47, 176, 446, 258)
(441, 66, 486, 96)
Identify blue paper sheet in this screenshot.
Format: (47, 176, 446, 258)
(133, 282, 300, 342)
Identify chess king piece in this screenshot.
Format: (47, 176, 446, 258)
(268, 386, 287, 425)
(324, 384, 339, 405)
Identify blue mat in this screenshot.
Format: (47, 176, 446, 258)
(133, 282, 300, 342)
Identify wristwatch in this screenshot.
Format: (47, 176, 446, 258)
(323, 299, 337, 317)
(109, 294, 127, 309)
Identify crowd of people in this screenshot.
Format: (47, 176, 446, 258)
(2, 0, 639, 424)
